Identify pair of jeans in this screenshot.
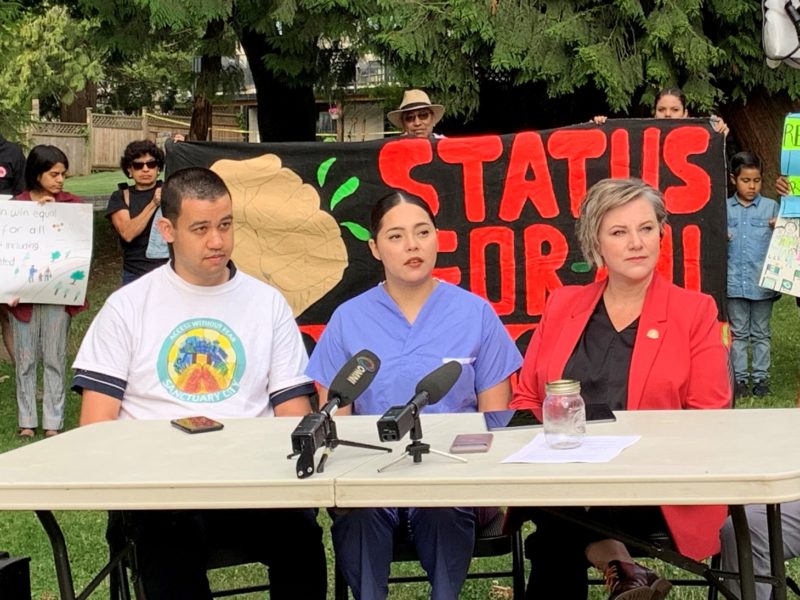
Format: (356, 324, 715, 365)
(10, 304, 70, 430)
(727, 297, 774, 382)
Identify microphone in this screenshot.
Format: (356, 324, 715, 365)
(290, 350, 380, 476)
(321, 349, 381, 417)
(377, 361, 463, 442)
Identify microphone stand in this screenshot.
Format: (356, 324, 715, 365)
(377, 414, 466, 473)
(317, 418, 391, 474)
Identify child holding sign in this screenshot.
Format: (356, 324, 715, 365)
(727, 151, 779, 399)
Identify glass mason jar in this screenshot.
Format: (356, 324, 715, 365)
(542, 379, 586, 449)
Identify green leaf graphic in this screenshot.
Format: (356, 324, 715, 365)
(340, 221, 370, 241)
(317, 157, 336, 187)
(570, 262, 591, 273)
(330, 177, 360, 210)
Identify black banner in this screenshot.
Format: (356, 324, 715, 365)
(167, 118, 727, 350)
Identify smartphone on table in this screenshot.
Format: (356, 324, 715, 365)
(170, 416, 224, 434)
(483, 405, 616, 431)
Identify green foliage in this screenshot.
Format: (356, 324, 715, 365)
(0, 4, 104, 139)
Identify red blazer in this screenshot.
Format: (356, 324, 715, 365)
(511, 273, 731, 560)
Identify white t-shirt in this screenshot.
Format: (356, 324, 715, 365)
(73, 264, 313, 420)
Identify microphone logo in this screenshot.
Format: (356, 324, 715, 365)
(347, 356, 377, 384)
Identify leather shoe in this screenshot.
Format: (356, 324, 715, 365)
(604, 560, 672, 600)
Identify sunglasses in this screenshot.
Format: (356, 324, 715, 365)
(131, 160, 159, 171)
(403, 110, 432, 123)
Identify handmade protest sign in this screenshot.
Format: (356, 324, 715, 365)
(760, 113, 800, 297)
(167, 118, 727, 350)
(0, 200, 93, 305)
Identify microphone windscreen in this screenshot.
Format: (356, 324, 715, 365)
(327, 349, 381, 407)
(414, 361, 462, 406)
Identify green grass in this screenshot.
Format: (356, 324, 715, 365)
(63, 171, 125, 198)
(1, 216, 799, 598)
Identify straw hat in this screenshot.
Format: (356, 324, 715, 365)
(387, 90, 445, 129)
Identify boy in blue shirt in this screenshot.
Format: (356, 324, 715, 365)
(726, 151, 779, 398)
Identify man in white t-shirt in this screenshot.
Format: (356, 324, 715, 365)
(72, 167, 326, 600)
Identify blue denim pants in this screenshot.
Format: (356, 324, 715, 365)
(727, 297, 774, 382)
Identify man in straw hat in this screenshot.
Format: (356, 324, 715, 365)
(387, 89, 444, 139)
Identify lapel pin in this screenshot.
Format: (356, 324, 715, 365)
(646, 329, 659, 339)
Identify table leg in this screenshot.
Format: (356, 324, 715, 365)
(35, 510, 76, 600)
(767, 503, 787, 600)
(730, 505, 756, 600)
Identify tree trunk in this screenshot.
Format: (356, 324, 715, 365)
(188, 20, 225, 141)
(189, 95, 212, 141)
(60, 81, 97, 123)
(237, 25, 317, 142)
(721, 90, 796, 199)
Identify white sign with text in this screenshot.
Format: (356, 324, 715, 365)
(0, 200, 93, 305)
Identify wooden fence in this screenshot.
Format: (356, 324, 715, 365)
(28, 108, 246, 176)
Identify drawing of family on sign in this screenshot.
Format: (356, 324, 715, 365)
(0, 200, 93, 306)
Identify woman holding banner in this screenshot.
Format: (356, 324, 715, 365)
(510, 178, 730, 600)
(306, 191, 522, 600)
(5, 145, 87, 438)
(593, 87, 729, 135)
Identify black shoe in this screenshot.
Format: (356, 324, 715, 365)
(752, 380, 770, 397)
(604, 560, 672, 599)
(734, 380, 750, 399)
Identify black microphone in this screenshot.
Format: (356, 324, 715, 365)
(377, 361, 463, 442)
(290, 350, 380, 477)
(321, 349, 381, 416)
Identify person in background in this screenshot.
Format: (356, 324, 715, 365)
(0, 134, 25, 364)
(387, 89, 445, 139)
(106, 140, 168, 285)
(510, 178, 731, 600)
(73, 167, 326, 600)
(593, 87, 729, 135)
(726, 151, 779, 399)
(306, 191, 522, 600)
(6, 145, 87, 438)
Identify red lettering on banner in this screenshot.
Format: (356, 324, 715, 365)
(470, 226, 516, 315)
(438, 136, 503, 222)
(433, 230, 461, 284)
(641, 127, 660, 189)
(610, 129, 631, 179)
(663, 126, 711, 214)
(300, 324, 326, 343)
(656, 224, 673, 281)
(498, 132, 559, 221)
(523, 224, 568, 316)
(547, 129, 607, 217)
(378, 139, 439, 213)
(682, 224, 702, 290)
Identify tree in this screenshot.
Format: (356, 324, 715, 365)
(0, 4, 104, 140)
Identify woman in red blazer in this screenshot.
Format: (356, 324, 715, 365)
(511, 178, 730, 600)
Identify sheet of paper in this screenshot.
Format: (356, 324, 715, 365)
(501, 434, 640, 464)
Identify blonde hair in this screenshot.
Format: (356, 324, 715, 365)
(576, 178, 667, 267)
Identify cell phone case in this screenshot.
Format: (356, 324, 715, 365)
(171, 416, 224, 434)
(449, 433, 493, 453)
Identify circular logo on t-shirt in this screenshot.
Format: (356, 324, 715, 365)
(0, 166, 7, 178)
(157, 318, 246, 403)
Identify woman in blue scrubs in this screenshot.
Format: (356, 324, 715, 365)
(306, 191, 522, 600)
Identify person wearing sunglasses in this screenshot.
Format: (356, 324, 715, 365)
(387, 89, 445, 139)
(107, 140, 168, 284)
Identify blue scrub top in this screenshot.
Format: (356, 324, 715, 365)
(306, 281, 522, 415)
